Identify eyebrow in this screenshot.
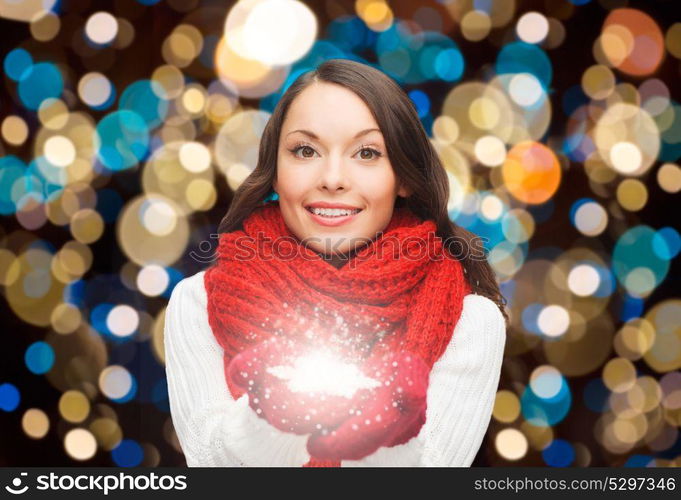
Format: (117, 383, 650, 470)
(285, 128, 382, 140)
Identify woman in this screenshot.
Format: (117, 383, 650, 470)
(164, 59, 507, 467)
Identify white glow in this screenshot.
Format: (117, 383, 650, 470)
(480, 194, 504, 221)
(63, 428, 97, 461)
(268, 350, 381, 398)
(568, 264, 601, 297)
(140, 198, 177, 236)
(537, 304, 570, 337)
(530, 365, 563, 399)
(99, 365, 133, 400)
(610, 141, 642, 174)
(474, 135, 506, 167)
(574, 201, 608, 236)
(85, 12, 118, 45)
(44, 135, 76, 167)
(509, 73, 544, 107)
(78, 72, 112, 107)
(224, 0, 317, 65)
(179, 142, 211, 173)
(106, 305, 139, 337)
(516, 12, 549, 44)
(137, 265, 169, 296)
(495, 428, 528, 460)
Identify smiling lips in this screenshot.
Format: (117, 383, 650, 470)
(305, 204, 363, 227)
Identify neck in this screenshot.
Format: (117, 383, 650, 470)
(316, 244, 366, 270)
(324, 253, 350, 270)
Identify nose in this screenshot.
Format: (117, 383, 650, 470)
(318, 153, 349, 192)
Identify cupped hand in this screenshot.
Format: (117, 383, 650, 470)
(306, 350, 430, 461)
(227, 338, 357, 435)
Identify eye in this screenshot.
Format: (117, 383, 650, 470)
(287, 143, 384, 161)
(355, 145, 383, 161)
(288, 144, 318, 159)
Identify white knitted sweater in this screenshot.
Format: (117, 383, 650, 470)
(164, 270, 506, 467)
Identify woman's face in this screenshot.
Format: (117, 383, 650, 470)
(274, 82, 410, 263)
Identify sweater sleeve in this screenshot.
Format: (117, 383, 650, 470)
(164, 270, 311, 467)
(341, 293, 507, 467)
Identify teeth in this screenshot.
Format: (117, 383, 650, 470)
(309, 207, 360, 217)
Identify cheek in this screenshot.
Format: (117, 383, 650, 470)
(275, 157, 309, 197)
(359, 169, 398, 200)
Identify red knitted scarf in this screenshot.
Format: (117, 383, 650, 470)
(204, 200, 470, 467)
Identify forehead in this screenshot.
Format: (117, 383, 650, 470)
(282, 82, 381, 134)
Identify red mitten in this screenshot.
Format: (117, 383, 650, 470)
(306, 351, 430, 461)
(227, 338, 356, 435)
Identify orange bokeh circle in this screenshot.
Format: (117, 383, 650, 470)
(601, 8, 664, 76)
(502, 141, 561, 204)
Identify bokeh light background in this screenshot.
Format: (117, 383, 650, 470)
(1, 0, 679, 467)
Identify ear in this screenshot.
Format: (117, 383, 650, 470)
(397, 181, 411, 198)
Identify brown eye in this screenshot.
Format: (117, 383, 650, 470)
(289, 145, 317, 159)
(357, 147, 382, 161)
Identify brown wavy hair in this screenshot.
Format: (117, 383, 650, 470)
(217, 58, 507, 321)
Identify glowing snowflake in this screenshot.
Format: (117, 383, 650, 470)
(267, 349, 381, 398)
